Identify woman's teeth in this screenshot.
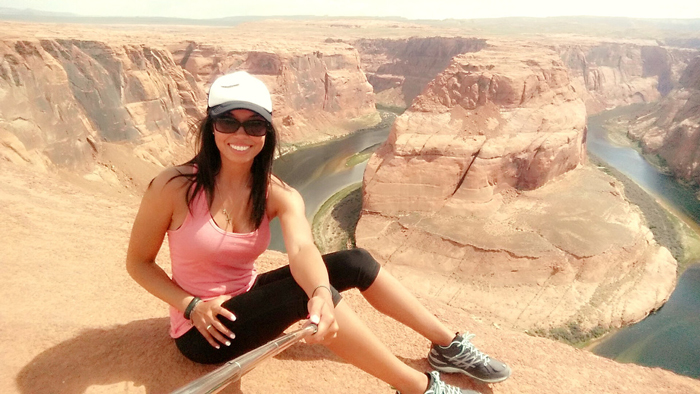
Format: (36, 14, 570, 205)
(229, 144, 249, 151)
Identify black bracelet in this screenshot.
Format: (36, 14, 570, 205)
(184, 296, 202, 320)
(312, 285, 332, 298)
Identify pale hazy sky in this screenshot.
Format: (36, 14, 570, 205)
(3, 0, 700, 20)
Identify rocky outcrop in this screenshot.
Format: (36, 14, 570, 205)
(4, 159, 698, 394)
(0, 39, 199, 174)
(624, 56, 700, 185)
(0, 37, 378, 181)
(552, 40, 699, 114)
(355, 36, 699, 118)
(356, 43, 677, 332)
(354, 37, 487, 109)
(169, 42, 378, 148)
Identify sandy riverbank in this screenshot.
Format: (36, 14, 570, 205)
(312, 183, 362, 253)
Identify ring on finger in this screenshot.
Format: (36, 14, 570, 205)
(206, 324, 212, 330)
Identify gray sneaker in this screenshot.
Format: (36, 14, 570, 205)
(428, 333, 511, 383)
(396, 371, 480, 394)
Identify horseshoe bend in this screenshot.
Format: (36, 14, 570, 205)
(1, 17, 699, 394)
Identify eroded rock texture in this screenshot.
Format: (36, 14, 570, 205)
(0, 38, 378, 178)
(354, 37, 487, 109)
(0, 39, 199, 172)
(357, 44, 677, 331)
(356, 36, 698, 118)
(170, 42, 377, 148)
(553, 40, 699, 114)
(625, 56, 700, 185)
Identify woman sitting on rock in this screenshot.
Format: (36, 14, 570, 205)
(126, 70, 510, 394)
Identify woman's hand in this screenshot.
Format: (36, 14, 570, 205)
(190, 295, 237, 349)
(304, 294, 338, 345)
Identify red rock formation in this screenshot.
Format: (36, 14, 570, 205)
(169, 42, 378, 148)
(357, 43, 677, 332)
(0, 37, 378, 181)
(363, 44, 587, 213)
(552, 40, 698, 114)
(0, 20, 696, 394)
(354, 37, 487, 109)
(625, 55, 700, 185)
(0, 39, 201, 175)
(356, 36, 697, 118)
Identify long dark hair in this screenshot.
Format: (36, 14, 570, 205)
(176, 113, 277, 229)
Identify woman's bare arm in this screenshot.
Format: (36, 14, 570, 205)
(268, 179, 338, 343)
(126, 167, 194, 313)
(125, 167, 236, 348)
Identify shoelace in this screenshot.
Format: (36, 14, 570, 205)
(453, 333, 490, 368)
(430, 372, 463, 394)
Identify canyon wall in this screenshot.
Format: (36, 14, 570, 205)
(552, 40, 699, 114)
(354, 37, 487, 109)
(355, 36, 698, 116)
(0, 37, 378, 184)
(0, 39, 199, 179)
(624, 55, 700, 185)
(356, 43, 677, 332)
(169, 41, 377, 149)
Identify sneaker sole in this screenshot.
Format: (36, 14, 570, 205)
(429, 360, 511, 383)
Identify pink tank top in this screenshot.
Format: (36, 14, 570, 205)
(167, 191, 270, 338)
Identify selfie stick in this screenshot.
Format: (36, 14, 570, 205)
(171, 324, 318, 394)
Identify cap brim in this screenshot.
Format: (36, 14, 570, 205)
(209, 101, 273, 123)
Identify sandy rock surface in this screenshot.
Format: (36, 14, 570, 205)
(1, 160, 698, 394)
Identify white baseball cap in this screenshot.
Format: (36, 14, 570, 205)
(207, 71, 273, 123)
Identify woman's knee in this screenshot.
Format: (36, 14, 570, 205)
(325, 248, 380, 291)
(345, 248, 378, 272)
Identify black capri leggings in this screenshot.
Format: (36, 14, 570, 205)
(175, 248, 381, 364)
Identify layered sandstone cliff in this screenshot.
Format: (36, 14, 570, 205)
(355, 35, 698, 118)
(354, 37, 487, 109)
(356, 43, 677, 332)
(551, 39, 699, 114)
(623, 56, 700, 186)
(0, 39, 199, 179)
(0, 34, 378, 185)
(1, 19, 698, 394)
(169, 41, 377, 149)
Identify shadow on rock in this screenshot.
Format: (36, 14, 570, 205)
(16, 318, 241, 394)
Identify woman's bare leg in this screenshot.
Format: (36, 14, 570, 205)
(326, 301, 429, 394)
(361, 268, 455, 346)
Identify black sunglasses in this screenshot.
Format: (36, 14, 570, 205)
(213, 117, 269, 137)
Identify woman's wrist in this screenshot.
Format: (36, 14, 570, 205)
(183, 296, 202, 320)
(312, 284, 332, 299)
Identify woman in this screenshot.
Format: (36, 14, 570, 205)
(126, 71, 510, 394)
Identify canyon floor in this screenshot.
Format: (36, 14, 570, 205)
(2, 159, 700, 394)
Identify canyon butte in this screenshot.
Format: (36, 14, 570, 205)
(1, 17, 699, 394)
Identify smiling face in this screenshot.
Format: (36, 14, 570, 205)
(213, 109, 267, 166)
